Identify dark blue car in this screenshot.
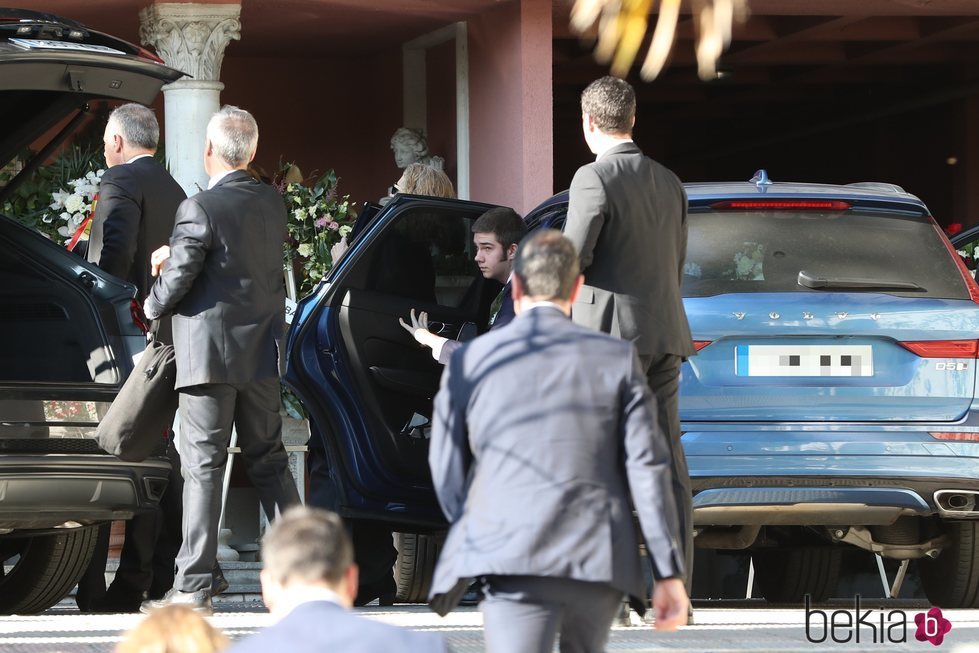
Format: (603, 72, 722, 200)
(285, 171, 979, 607)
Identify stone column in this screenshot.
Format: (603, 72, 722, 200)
(139, 3, 241, 196)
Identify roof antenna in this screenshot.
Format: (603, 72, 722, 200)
(750, 169, 772, 187)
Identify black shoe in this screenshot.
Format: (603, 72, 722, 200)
(211, 565, 230, 596)
(140, 588, 212, 615)
(90, 590, 145, 614)
(354, 576, 396, 607)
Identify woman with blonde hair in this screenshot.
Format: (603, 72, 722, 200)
(395, 162, 455, 198)
(115, 604, 228, 653)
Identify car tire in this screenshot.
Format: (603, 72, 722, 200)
(752, 547, 841, 604)
(0, 526, 98, 614)
(394, 532, 443, 603)
(919, 521, 979, 608)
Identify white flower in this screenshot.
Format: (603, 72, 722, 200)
(41, 213, 54, 224)
(70, 212, 86, 227)
(293, 207, 307, 221)
(59, 211, 72, 222)
(64, 194, 85, 214)
(57, 225, 72, 237)
(49, 190, 68, 210)
(297, 243, 313, 258)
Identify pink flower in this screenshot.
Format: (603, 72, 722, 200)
(327, 221, 340, 231)
(314, 216, 328, 228)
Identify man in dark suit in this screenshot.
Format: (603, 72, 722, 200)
(563, 76, 696, 598)
(400, 206, 527, 363)
(140, 106, 301, 615)
(77, 103, 187, 613)
(428, 230, 689, 653)
(228, 506, 447, 653)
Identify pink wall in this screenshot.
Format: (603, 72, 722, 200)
(469, 0, 552, 214)
(219, 52, 403, 210)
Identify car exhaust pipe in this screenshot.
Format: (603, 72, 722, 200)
(934, 490, 979, 516)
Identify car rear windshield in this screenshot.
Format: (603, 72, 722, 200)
(682, 209, 969, 299)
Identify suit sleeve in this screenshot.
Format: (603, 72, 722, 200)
(564, 164, 607, 271)
(92, 171, 141, 279)
(145, 198, 211, 318)
(678, 184, 689, 286)
(429, 351, 472, 522)
(621, 349, 685, 581)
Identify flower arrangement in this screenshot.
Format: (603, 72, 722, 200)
(276, 163, 356, 297)
(48, 168, 103, 244)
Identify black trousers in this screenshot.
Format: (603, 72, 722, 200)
(639, 353, 694, 594)
(76, 442, 183, 610)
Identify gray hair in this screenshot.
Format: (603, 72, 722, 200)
(260, 506, 353, 586)
(390, 127, 428, 157)
(580, 76, 636, 135)
(109, 103, 159, 150)
(206, 105, 259, 167)
(513, 230, 580, 301)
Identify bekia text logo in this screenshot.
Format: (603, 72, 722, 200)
(805, 596, 953, 646)
(915, 607, 952, 646)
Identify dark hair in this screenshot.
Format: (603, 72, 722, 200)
(260, 506, 353, 586)
(472, 207, 527, 251)
(580, 75, 636, 135)
(109, 103, 159, 150)
(513, 229, 579, 300)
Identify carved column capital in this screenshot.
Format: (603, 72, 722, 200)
(139, 3, 242, 81)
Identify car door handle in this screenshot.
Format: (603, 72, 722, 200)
(428, 321, 456, 336)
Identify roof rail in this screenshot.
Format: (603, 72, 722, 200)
(845, 182, 907, 194)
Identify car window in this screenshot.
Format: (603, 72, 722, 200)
(367, 207, 479, 308)
(956, 233, 979, 279)
(683, 210, 970, 299)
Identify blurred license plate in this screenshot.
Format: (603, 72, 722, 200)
(735, 345, 873, 377)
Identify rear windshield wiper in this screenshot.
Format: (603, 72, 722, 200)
(798, 270, 924, 291)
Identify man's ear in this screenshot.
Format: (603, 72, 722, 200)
(511, 274, 525, 302)
(341, 564, 359, 606)
(507, 243, 518, 260)
(568, 274, 585, 304)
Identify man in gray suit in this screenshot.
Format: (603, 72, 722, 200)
(563, 76, 696, 596)
(140, 106, 301, 615)
(428, 230, 689, 653)
(229, 506, 448, 653)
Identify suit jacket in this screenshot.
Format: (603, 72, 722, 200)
(87, 156, 185, 302)
(227, 600, 447, 653)
(144, 170, 286, 389)
(437, 280, 514, 365)
(428, 306, 684, 615)
(564, 142, 694, 357)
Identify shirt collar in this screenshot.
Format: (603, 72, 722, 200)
(207, 169, 237, 190)
(275, 586, 346, 621)
(595, 138, 634, 162)
(522, 300, 569, 315)
(125, 153, 153, 164)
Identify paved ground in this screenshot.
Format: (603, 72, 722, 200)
(1, 597, 979, 652)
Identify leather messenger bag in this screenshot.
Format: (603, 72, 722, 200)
(95, 334, 177, 462)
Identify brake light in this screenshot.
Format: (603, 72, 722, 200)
(710, 200, 851, 211)
(130, 299, 148, 335)
(898, 340, 978, 358)
(931, 217, 979, 305)
(930, 432, 979, 442)
(693, 341, 712, 352)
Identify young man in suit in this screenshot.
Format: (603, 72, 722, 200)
(428, 230, 689, 653)
(563, 76, 696, 599)
(77, 103, 188, 613)
(228, 507, 447, 653)
(400, 206, 527, 363)
(141, 106, 301, 615)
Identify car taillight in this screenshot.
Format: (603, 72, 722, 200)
(710, 200, 851, 211)
(693, 341, 712, 352)
(130, 299, 148, 335)
(898, 340, 979, 358)
(930, 432, 979, 442)
(931, 217, 979, 305)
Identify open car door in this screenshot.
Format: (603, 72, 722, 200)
(285, 194, 503, 526)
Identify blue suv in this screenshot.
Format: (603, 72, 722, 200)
(285, 171, 979, 607)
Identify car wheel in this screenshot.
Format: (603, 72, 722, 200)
(752, 547, 841, 604)
(0, 526, 98, 614)
(919, 521, 979, 608)
(394, 532, 443, 603)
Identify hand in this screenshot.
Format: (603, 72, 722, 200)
(399, 308, 430, 342)
(150, 245, 171, 277)
(142, 297, 160, 321)
(651, 578, 689, 632)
